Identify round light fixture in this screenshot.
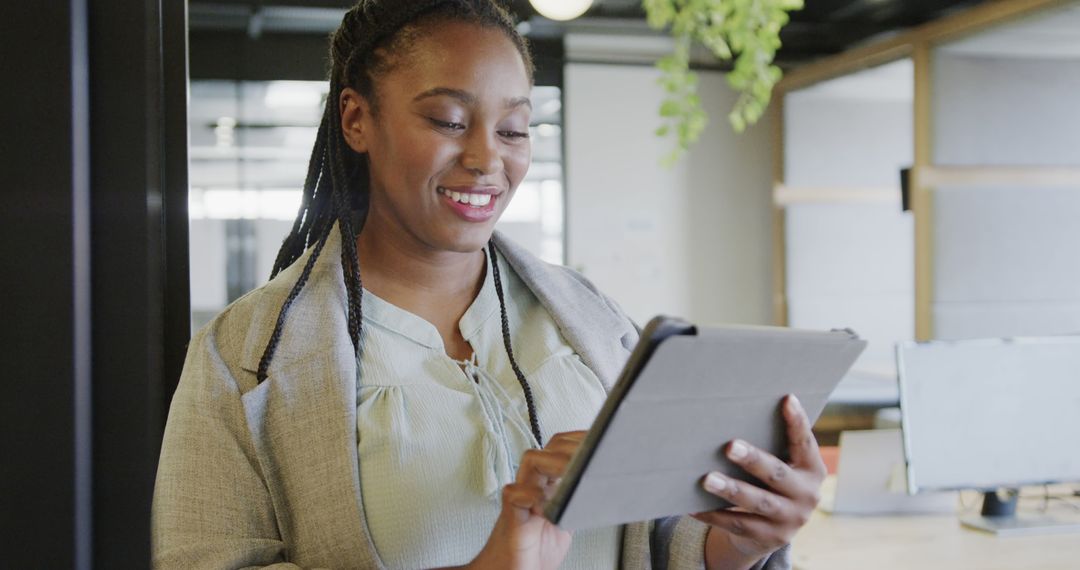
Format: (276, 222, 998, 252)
(529, 0, 593, 21)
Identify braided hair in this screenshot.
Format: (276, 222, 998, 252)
(259, 0, 545, 446)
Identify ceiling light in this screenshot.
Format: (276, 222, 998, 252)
(529, 0, 593, 21)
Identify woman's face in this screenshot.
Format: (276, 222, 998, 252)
(341, 20, 532, 254)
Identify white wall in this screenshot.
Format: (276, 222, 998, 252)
(254, 219, 297, 284)
(932, 185, 1080, 339)
(933, 55, 1080, 166)
(930, 52, 1080, 338)
(779, 61, 916, 403)
(785, 99, 913, 188)
(189, 217, 294, 331)
(189, 219, 228, 311)
(785, 58, 912, 188)
(564, 63, 774, 326)
(785, 204, 914, 373)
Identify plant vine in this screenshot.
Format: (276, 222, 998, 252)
(644, 0, 804, 166)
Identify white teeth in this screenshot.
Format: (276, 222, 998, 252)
(439, 187, 492, 208)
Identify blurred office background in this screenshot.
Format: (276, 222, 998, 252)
(7, 0, 1080, 567)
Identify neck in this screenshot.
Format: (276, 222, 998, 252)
(354, 210, 487, 308)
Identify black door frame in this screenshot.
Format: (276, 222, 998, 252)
(2, 1, 190, 567)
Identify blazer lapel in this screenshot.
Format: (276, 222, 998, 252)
(492, 231, 637, 389)
(238, 228, 383, 568)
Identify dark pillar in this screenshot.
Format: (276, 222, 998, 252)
(88, 0, 190, 567)
(1, 0, 93, 566)
(0, 1, 190, 567)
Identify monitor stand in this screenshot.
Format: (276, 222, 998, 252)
(961, 489, 1080, 537)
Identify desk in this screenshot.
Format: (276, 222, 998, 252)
(791, 478, 1080, 570)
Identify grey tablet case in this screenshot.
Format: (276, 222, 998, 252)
(543, 317, 866, 531)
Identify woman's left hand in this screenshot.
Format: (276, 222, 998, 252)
(691, 394, 827, 570)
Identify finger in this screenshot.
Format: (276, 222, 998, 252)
(548, 429, 591, 442)
(691, 510, 784, 549)
(724, 439, 802, 498)
(502, 482, 543, 510)
(783, 394, 826, 476)
(543, 432, 587, 457)
(516, 448, 574, 486)
(702, 471, 795, 521)
(543, 435, 585, 456)
(502, 483, 546, 521)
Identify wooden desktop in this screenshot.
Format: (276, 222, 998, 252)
(790, 477, 1080, 570)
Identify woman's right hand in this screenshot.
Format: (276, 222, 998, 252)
(468, 431, 586, 570)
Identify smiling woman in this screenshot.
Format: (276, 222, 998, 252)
(152, 2, 816, 569)
(339, 22, 533, 256)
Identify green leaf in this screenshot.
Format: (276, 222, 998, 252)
(661, 148, 681, 169)
(729, 110, 746, 133)
(659, 100, 682, 117)
(644, 0, 799, 165)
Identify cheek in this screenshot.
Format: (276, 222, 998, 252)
(393, 136, 460, 192)
(404, 136, 454, 170)
(505, 144, 532, 185)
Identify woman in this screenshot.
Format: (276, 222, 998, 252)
(152, 1, 825, 568)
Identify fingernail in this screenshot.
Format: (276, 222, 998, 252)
(728, 440, 748, 460)
(787, 394, 803, 413)
(704, 472, 727, 494)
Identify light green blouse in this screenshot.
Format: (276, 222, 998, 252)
(355, 252, 621, 569)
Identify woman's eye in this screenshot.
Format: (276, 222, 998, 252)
(499, 130, 530, 140)
(430, 118, 466, 131)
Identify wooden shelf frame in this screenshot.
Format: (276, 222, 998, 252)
(773, 185, 902, 206)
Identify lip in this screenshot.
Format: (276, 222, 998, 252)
(437, 185, 501, 222)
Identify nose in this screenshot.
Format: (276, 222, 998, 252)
(461, 129, 502, 176)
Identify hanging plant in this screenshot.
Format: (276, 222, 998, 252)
(644, 0, 803, 166)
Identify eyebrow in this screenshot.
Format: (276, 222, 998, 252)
(412, 87, 532, 110)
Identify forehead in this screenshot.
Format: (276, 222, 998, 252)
(380, 20, 531, 100)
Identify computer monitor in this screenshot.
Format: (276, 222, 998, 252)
(896, 336, 1080, 536)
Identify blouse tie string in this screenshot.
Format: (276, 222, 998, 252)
(458, 354, 537, 499)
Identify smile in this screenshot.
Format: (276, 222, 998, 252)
(437, 187, 493, 208)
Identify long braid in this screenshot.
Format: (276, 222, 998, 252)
(258, 0, 534, 384)
(327, 76, 365, 354)
(488, 241, 543, 447)
(257, 229, 332, 382)
(270, 111, 329, 279)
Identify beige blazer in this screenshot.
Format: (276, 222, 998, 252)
(151, 227, 790, 570)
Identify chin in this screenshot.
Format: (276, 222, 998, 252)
(433, 225, 497, 254)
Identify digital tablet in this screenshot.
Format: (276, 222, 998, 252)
(543, 316, 866, 531)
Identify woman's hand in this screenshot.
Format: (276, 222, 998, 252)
(467, 431, 585, 570)
(693, 395, 827, 570)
